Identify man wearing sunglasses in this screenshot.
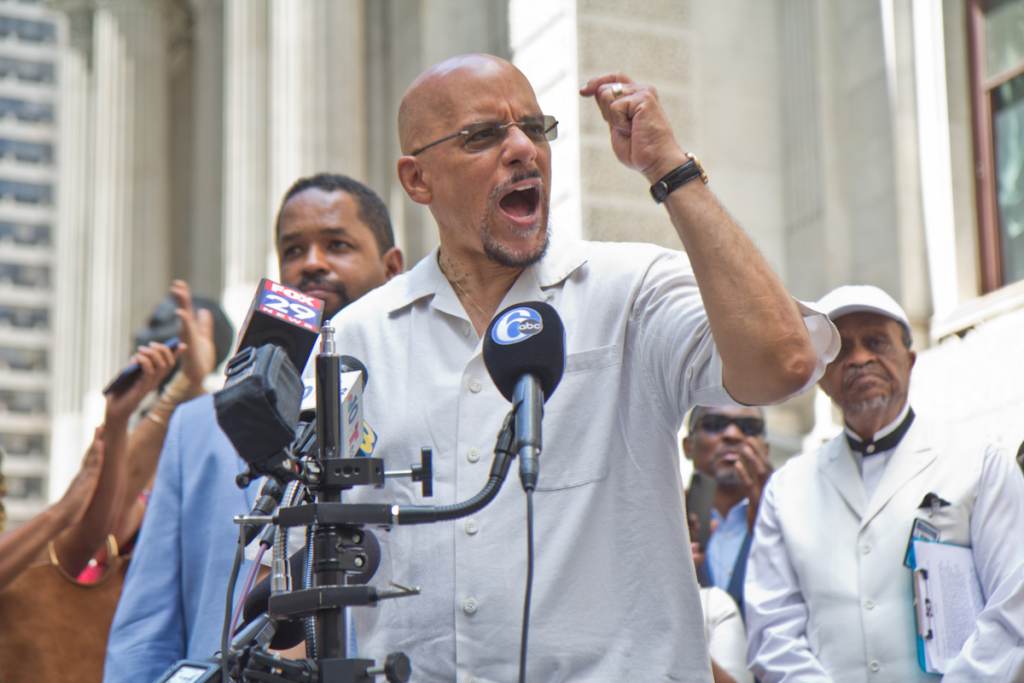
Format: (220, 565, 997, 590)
(322, 53, 839, 682)
(684, 406, 771, 612)
(745, 285, 1024, 682)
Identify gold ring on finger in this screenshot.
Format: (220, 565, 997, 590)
(611, 82, 624, 99)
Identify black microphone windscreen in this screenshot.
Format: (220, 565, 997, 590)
(214, 344, 303, 469)
(483, 301, 566, 402)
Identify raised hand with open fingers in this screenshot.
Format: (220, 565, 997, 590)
(170, 279, 216, 391)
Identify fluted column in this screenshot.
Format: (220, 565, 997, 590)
(188, 0, 225, 299)
(267, 0, 365, 243)
(50, 6, 95, 496)
(509, 0, 581, 245)
(221, 0, 269, 326)
(87, 0, 170, 413)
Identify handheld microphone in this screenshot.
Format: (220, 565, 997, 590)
(234, 278, 325, 374)
(102, 336, 181, 396)
(483, 302, 565, 491)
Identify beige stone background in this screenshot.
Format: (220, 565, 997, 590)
(1, 0, 1021, 521)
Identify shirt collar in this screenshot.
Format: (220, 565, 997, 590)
(709, 498, 750, 523)
(382, 237, 589, 315)
(845, 402, 914, 456)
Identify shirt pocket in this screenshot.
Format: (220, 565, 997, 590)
(923, 502, 972, 546)
(534, 344, 621, 491)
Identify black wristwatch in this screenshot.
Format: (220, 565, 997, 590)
(649, 153, 708, 203)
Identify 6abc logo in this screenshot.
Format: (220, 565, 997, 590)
(491, 306, 543, 345)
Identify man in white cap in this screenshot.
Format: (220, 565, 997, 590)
(745, 284, 1024, 682)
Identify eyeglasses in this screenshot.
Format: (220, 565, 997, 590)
(697, 414, 766, 437)
(409, 114, 558, 156)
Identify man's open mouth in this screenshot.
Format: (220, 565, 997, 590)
(497, 180, 541, 222)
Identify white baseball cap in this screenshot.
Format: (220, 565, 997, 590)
(815, 285, 910, 331)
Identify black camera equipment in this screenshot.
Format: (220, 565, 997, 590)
(158, 279, 521, 683)
(215, 327, 518, 683)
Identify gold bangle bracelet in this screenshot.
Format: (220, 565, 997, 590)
(145, 411, 167, 427)
(47, 534, 119, 583)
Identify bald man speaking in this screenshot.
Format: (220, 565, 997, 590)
(320, 54, 838, 682)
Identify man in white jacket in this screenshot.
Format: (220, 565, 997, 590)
(745, 285, 1024, 682)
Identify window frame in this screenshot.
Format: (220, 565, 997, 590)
(966, 0, 1024, 292)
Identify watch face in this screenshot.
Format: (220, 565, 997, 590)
(651, 181, 668, 203)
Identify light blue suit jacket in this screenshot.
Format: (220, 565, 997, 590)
(104, 395, 258, 682)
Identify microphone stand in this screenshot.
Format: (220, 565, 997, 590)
(212, 329, 517, 683)
(312, 328, 347, 665)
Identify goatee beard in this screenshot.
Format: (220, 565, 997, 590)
(844, 394, 892, 417)
(297, 274, 350, 318)
(482, 222, 551, 268)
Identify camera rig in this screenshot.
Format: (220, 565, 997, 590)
(206, 326, 516, 683)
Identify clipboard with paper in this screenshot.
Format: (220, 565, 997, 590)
(908, 538, 984, 674)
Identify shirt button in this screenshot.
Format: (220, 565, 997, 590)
(467, 448, 480, 463)
(869, 660, 881, 673)
(861, 544, 872, 555)
(469, 379, 482, 393)
(864, 599, 875, 610)
(462, 597, 478, 615)
(465, 519, 479, 535)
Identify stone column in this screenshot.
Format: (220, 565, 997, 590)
(881, 0, 930, 333)
(510, 0, 582, 244)
(364, 0, 511, 265)
(87, 0, 171, 411)
(779, 0, 841, 299)
(267, 0, 366, 238)
(221, 0, 268, 326)
(187, 0, 225, 299)
(912, 0, 957, 323)
(50, 6, 95, 496)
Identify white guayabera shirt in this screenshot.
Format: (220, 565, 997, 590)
(314, 237, 836, 683)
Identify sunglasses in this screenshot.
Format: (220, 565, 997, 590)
(697, 414, 765, 437)
(410, 115, 559, 156)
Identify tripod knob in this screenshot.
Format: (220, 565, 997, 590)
(411, 448, 433, 497)
(383, 652, 411, 683)
(367, 652, 411, 682)
(235, 469, 254, 488)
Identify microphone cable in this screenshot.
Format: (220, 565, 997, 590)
(229, 544, 268, 638)
(518, 489, 536, 683)
(228, 477, 298, 638)
(221, 525, 247, 682)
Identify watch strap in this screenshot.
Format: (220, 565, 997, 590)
(649, 153, 708, 204)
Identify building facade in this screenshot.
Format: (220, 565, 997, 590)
(0, 0, 57, 525)
(7, 0, 1018, 519)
